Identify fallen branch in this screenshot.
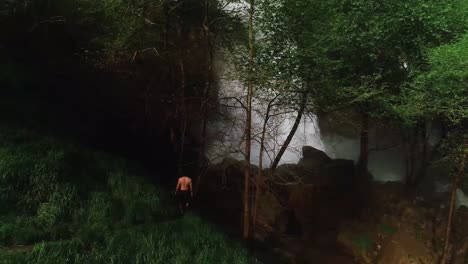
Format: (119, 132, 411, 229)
(132, 48, 160, 62)
(29, 16, 66, 33)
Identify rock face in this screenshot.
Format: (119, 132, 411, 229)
(196, 157, 258, 232)
(337, 182, 468, 264)
(258, 146, 357, 238)
(453, 206, 468, 264)
(199, 145, 468, 264)
(377, 230, 434, 264)
(298, 146, 332, 170)
(273, 146, 354, 186)
(199, 146, 358, 244)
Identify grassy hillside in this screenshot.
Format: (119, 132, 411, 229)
(0, 125, 258, 264)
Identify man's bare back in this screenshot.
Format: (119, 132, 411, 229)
(176, 176, 192, 193)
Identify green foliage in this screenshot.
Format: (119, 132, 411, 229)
(265, 0, 468, 120)
(399, 33, 468, 125)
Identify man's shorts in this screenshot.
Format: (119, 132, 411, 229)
(176, 190, 190, 204)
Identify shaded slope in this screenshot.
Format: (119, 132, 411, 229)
(0, 125, 258, 264)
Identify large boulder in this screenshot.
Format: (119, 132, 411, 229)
(255, 191, 288, 241)
(287, 184, 317, 236)
(302, 145, 331, 160)
(298, 146, 332, 172)
(202, 157, 258, 192)
(319, 159, 355, 187)
(273, 146, 354, 187)
(274, 163, 301, 183)
(264, 146, 357, 239)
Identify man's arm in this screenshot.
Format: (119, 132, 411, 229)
(189, 180, 193, 197)
(175, 179, 180, 194)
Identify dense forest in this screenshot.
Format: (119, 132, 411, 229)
(0, 0, 467, 263)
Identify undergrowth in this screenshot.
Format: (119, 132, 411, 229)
(0, 125, 258, 264)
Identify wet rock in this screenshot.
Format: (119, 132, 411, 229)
(274, 163, 301, 183)
(271, 248, 297, 264)
(337, 225, 373, 264)
(337, 182, 444, 264)
(453, 207, 468, 264)
(287, 184, 317, 236)
(456, 189, 468, 209)
(266, 146, 357, 238)
(453, 238, 468, 264)
(255, 191, 288, 240)
(298, 146, 331, 173)
(319, 159, 355, 187)
(301, 146, 331, 161)
(377, 230, 435, 264)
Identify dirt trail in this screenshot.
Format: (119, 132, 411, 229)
(0, 245, 34, 253)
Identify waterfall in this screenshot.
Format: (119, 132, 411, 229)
(207, 58, 409, 182)
(206, 61, 327, 167)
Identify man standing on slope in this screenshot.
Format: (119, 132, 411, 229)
(175, 175, 193, 215)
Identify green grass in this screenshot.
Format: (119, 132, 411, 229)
(0, 125, 259, 264)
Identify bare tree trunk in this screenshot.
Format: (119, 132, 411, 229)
(270, 92, 307, 172)
(175, 3, 186, 174)
(404, 129, 410, 184)
(440, 149, 466, 264)
(243, 0, 255, 240)
(253, 94, 279, 231)
(358, 112, 369, 179)
(408, 127, 418, 188)
(196, 114, 207, 194)
(196, 0, 213, 195)
(163, 2, 170, 50)
(413, 122, 429, 188)
(177, 111, 187, 174)
(403, 123, 428, 189)
(355, 112, 371, 211)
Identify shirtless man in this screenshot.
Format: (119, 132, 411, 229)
(175, 175, 193, 215)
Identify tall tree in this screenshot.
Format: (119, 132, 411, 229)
(399, 34, 468, 262)
(196, 0, 213, 195)
(441, 145, 466, 264)
(270, 90, 307, 171)
(243, 0, 255, 240)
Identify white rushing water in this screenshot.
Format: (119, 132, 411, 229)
(207, 60, 407, 183)
(206, 64, 326, 168)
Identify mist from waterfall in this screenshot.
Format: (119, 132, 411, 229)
(206, 58, 410, 183)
